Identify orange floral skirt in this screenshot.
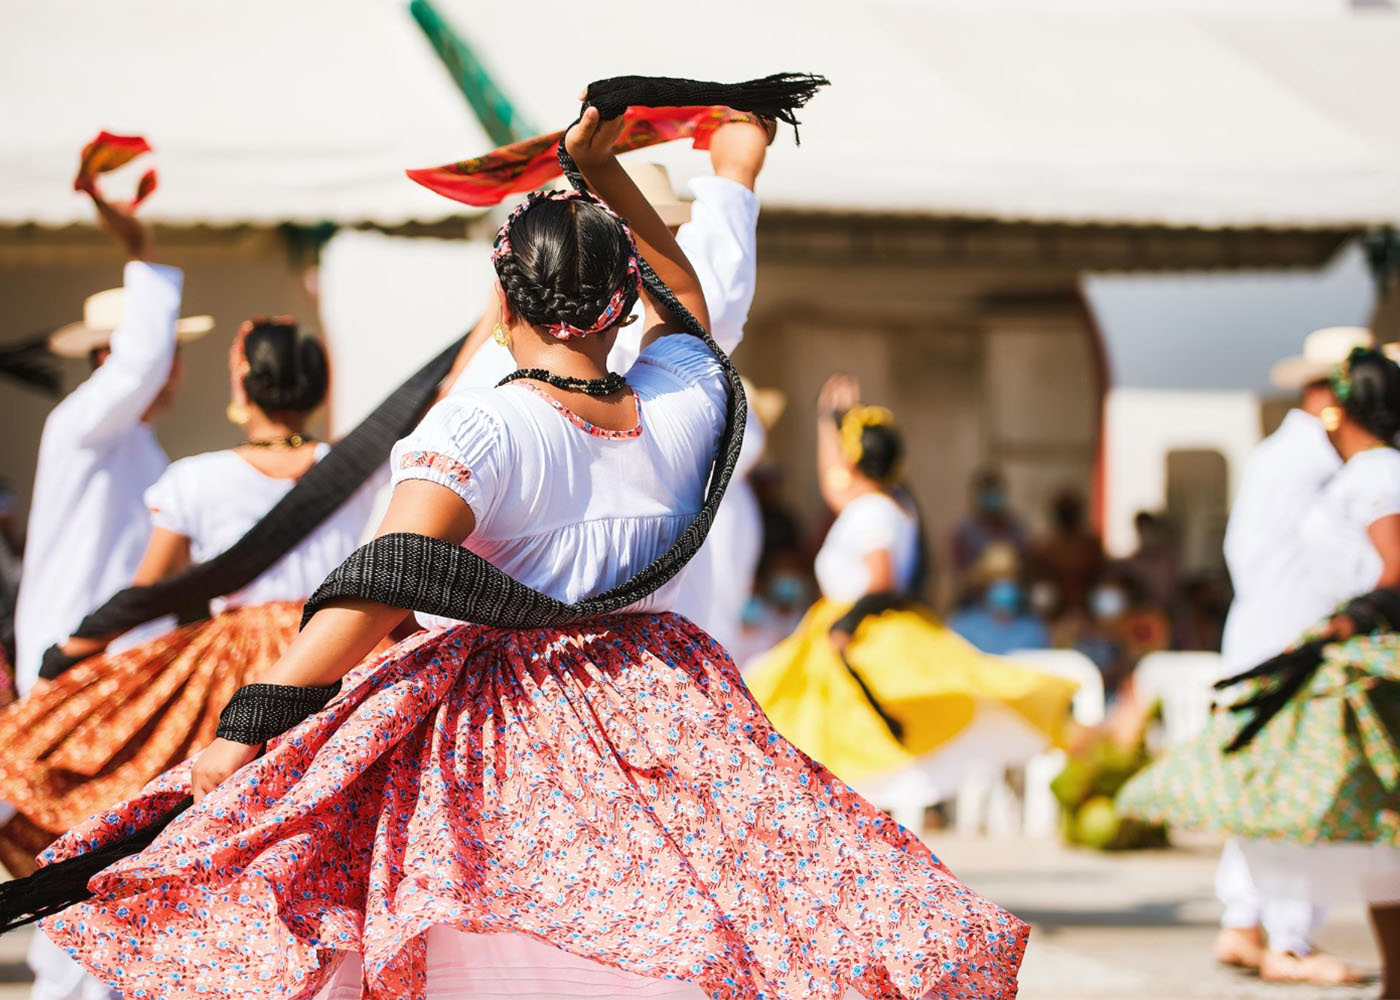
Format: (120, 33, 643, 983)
(0, 600, 303, 876)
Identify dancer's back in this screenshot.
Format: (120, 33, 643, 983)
(393, 335, 724, 622)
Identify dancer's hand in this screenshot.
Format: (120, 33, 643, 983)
(817, 373, 860, 415)
(565, 104, 627, 170)
(191, 737, 260, 802)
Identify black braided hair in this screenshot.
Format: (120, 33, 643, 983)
(1338, 347, 1400, 444)
(855, 423, 904, 486)
(242, 319, 329, 413)
(493, 198, 640, 334)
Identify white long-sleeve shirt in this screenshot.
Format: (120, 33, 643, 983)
(13, 261, 183, 692)
(448, 176, 763, 648)
(1219, 409, 1341, 673)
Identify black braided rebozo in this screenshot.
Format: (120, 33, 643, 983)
(0, 73, 826, 936)
(585, 73, 829, 141)
(302, 73, 827, 630)
(1214, 587, 1400, 752)
(61, 336, 464, 647)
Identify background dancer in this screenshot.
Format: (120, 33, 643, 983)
(1208, 326, 1372, 984)
(8, 182, 211, 1000)
(745, 373, 1076, 825)
(1121, 346, 1400, 996)
(13, 188, 211, 695)
(0, 317, 379, 877)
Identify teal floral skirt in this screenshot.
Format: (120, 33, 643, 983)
(1118, 633, 1400, 846)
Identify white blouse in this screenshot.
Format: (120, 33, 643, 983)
(391, 335, 726, 629)
(1300, 447, 1400, 609)
(144, 445, 379, 613)
(813, 492, 920, 605)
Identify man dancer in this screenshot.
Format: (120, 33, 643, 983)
(11, 189, 207, 1000)
(13, 192, 209, 696)
(1212, 326, 1373, 985)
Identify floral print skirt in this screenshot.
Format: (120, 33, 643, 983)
(41, 613, 1026, 1000)
(0, 601, 303, 877)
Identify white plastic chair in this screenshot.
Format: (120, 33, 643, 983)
(1133, 650, 1223, 748)
(994, 649, 1105, 837)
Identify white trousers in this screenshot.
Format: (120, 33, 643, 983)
(1216, 838, 1322, 955)
(26, 930, 118, 1000)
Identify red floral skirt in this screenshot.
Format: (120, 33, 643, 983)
(41, 613, 1027, 1000)
(0, 601, 303, 876)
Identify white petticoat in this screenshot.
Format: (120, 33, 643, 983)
(315, 926, 889, 999)
(1241, 840, 1400, 905)
(853, 701, 1050, 809)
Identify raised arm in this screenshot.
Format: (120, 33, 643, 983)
(563, 105, 710, 345)
(675, 118, 769, 355)
(63, 192, 183, 448)
(816, 374, 861, 512)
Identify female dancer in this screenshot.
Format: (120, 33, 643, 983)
(0, 318, 379, 875)
(1121, 347, 1400, 991)
(746, 374, 1076, 815)
(10, 89, 1026, 1000)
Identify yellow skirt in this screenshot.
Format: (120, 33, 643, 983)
(744, 599, 1078, 787)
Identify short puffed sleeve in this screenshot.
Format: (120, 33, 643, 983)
(389, 391, 509, 526)
(842, 495, 905, 556)
(143, 457, 197, 537)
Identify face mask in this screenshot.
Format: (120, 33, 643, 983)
(985, 579, 1021, 615)
(1090, 587, 1127, 621)
(977, 487, 1005, 514)
(768, 574, 806, 608)
(1029, 580, 1058, 617)
(740, 596, 767, 628)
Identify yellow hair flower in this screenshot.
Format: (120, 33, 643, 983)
(839, 405, 900, 483)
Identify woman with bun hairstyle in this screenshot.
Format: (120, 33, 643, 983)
(746, 373, 1076, 820)
(1122, 346, 1400, 991)
(0, 317, 380, 875)
(0, 80, 1030, 1000)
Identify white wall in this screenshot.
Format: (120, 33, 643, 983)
(1103, 387, 1261, 556)
(318, 230, 495, 434)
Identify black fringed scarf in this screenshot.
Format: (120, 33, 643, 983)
(0, 72, 827, 935)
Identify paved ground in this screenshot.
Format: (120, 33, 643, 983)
(0, 833, 1381, 999)
(933, 832, 1378, 1000)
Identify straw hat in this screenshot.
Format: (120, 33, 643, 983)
(741, 377, 787, 430)
(622, 162, 691, 228)
(49, 286, 214, 358)
(1270, 326, 1375, 390)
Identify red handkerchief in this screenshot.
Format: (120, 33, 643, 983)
(74, 131, 158, 207)
(408, 107, 759, 207)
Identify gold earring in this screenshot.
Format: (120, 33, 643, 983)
(1320, 405, 1343, 433)
(493, 322, 511, 348)
(226, 402, 251, 426)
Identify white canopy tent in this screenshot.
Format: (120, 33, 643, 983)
(435, 0, 1400, 228)
(2, 0, 1397, 229)
(0, 0, 490, 227)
